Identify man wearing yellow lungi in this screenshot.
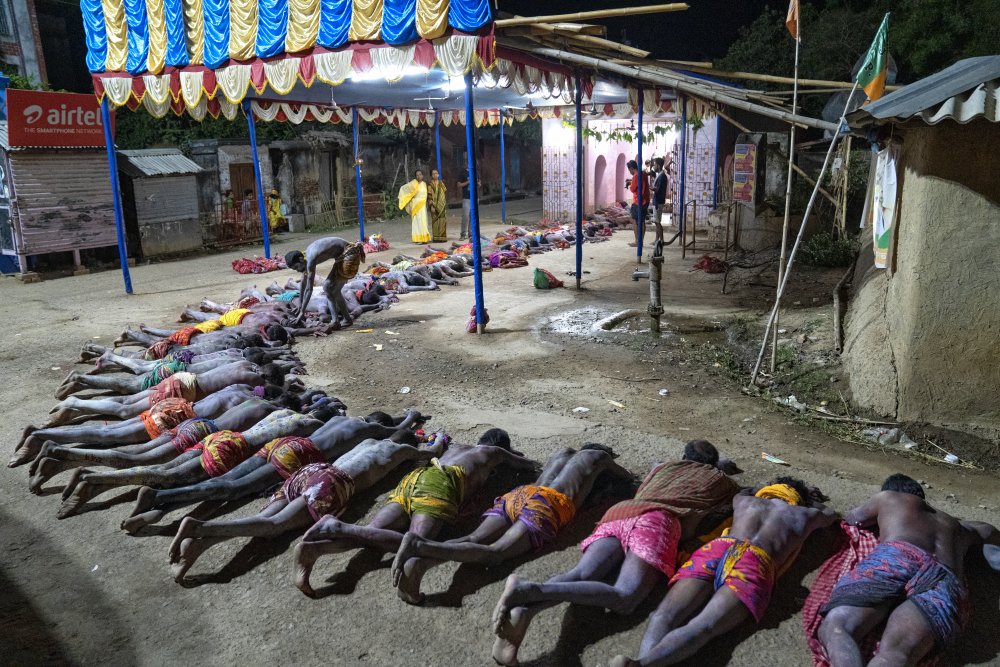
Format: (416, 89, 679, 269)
(428, 169, 449, 243)
(399, 169, 431, 244)
(293, 428, 537, 597)
(390, 444, 633, 604)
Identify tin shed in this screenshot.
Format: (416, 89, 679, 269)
(118, 149, 204, 258)
(0, 121, 118, 274)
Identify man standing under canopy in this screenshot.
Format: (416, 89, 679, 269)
(399, 169, 431, 244)
(428, 169, 449, 243)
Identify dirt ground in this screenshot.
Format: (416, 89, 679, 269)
(2, 198, 998, 667)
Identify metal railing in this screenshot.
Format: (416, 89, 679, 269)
(680, 200, 741, 261)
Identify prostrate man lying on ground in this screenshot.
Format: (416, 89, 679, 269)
(57, 405, 339, 518)
(168, 433, 449, 583)
(119, 410, 426, 533)
(10, 384, 275, 468)
(92, 345, 294, 375)
(293, 428, 537, 597)
(818, 474, 1000, 667)
(490, 440, 741, 667)
(28, 394, 307, 492)
(55, 356, 301, 399)
(47, 361, 287, 422)
(79, 331, 276, 364)
(391, 443, 634, 605)
(609, 478, 838, 667)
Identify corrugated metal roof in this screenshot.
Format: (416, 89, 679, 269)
(849, 56, 1000, 127)
(118, 149, 203, 178)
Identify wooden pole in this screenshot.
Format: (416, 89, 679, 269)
(512, 43, 841, 132)
(495, 4, 689, 28)
(672, 65, 901, 91)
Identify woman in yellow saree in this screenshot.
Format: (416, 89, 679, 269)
(428, 169, 448, 242)
(398, 170, 431, 244)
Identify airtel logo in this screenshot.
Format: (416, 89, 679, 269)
(22, 103, 101, 126)
(23, 105, 42, 124)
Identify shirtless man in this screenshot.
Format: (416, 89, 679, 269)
(608, 477, 838, 666)
(48, 361, 286, 422)
(391, 444, 634, 604)
(92, 345, 294, 376)
(120, 410, 426, 533)
(293, 428, 536, 597)
(28, 393, 299, 493)
(168, 433, 449, 583)
(490, 440, 740, 667)
(818, 474, 1000, 667)
(10, 384, 273, 469)
(78, 331, 273, 364)
(56, 405, 339, 518)
(285, 236, 365, 327)
(55, 356, 300, 400)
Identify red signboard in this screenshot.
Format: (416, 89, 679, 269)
(6, 89, 112, 148)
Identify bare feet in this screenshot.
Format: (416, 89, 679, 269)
(9, 436, 44, 468)
(169, 516, 222, 582)
(29, 456, 77, 494)
(492, 604, 532, 666)
(120, 487, 161, 533)
(293, 540, 321, 597)
(113, 329, 131, 347)
(15, 425, 38, 452)
(57, 478, 108, 518)
(391, 532, 424, 603)
(55, 372, 82, 400)
(61, 467, 92, 500)
(492, 575, 534, 637)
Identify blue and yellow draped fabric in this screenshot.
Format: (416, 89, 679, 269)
(318, 0, 351, 48)
(256, 0, 288, 57)
(82, 0, 108, 72)
(124, 0, 149, 74)
(84, 0, 493, 73)
(203, 0, 231, 68)
(163, 0, 190, 67)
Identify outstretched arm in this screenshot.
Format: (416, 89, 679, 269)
(490, 448, 539, 472)
(294, 266, 317, 322)
(809, 502, 842, 528)
(844, 497, 880, 529)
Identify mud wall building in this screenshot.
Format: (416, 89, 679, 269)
(843, 57, 1000, 435)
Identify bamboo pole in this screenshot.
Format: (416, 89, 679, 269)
(511, 42, 841, 132)
(495, 4, 690, 28)
(791, 163, 840, 207)
(534, 32, 650, 59)
(677, 65, 901, 91)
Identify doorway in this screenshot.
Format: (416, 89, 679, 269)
(593, 155, 607, 208)
(229, 163, 257, 205)
(615, 154, 627, 203)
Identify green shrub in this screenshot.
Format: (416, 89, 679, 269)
(799, 232, 855, 267)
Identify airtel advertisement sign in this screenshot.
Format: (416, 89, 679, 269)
(6, 89, 112, 148)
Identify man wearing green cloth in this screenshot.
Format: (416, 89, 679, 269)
(293, 428, 536, 597)
(428, 168, 449, 242)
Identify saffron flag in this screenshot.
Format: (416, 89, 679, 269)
(856, 13, 890, 102)
(786, 0, 800, 40)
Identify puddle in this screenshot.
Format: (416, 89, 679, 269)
(540, 308, 723, 341)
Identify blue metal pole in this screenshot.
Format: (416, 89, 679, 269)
(352, 107, 365, 241)
(679, 95, 688, 240)
(100, 98, 133, 294)
(434, 112, 443, 179)
(574, 73, 583, 288)
(636, 87, 645, 259)
(464, 73, 486, 332)
(243, 100, 271, 259)
(499, 107, 506, 225)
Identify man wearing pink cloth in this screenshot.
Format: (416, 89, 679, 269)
(490, 440, 741, 667)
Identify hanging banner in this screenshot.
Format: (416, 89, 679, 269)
(6, 90, 111, 148)
(732, 142, 757, 204)
(871, 143, 899, 269)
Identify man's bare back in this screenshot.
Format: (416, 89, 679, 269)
(536, 446, 631, 505)
(848, 491, 984, 576)
(729, 493, 839, 569)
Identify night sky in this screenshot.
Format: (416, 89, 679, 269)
(497, 0, 774, 61)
